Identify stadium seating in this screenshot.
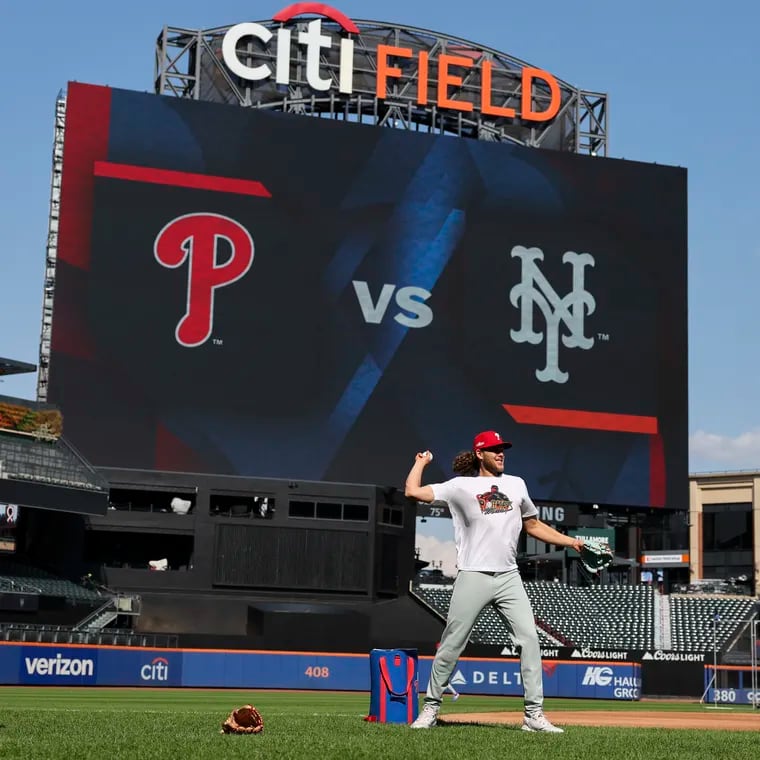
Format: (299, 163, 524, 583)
(0, 428, 106, 491)
(0, 556, 102, 603)
(0, 622, 177, 648)
(413, 583, 567, 646)
(412, 580, 656, 649)
(413, 584, 502, 644)
(412, 580, 760, 654)
(669, 595, 756, 652)
(524, 581, 655, 650)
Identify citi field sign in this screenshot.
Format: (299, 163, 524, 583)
(221, 2, 561, 122)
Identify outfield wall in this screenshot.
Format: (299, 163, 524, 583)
(704, 665, 760, 707)
(0, 642, 640, 700)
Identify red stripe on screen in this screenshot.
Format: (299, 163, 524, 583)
(94, 161, 271, 197)
(58, 83, 112, 269)
(503, 404, 658, 434)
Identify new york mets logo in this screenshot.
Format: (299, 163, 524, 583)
(509, 246, 595, 384)
(154, 213, 254, 347)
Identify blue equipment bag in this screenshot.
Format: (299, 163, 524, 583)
(367, 648, 419, 723)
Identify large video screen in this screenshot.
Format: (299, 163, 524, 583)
(48, 83, 687, 507)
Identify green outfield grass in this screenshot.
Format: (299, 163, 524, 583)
(0, 688, 756, 760)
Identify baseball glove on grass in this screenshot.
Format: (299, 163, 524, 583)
(579, 541, 614, 573)
(221, 704, 264, 735)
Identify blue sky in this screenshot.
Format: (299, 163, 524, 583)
(1, 0, 759, 476)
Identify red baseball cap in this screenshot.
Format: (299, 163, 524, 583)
(473, 430, 512, 451)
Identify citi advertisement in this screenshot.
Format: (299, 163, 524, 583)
(49, 82, 687, 507)
(218, 3, 562, 123)
(96, 651, 183, 687)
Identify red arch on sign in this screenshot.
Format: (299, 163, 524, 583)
(272, 3, 360, 33)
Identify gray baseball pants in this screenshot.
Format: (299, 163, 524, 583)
(425, 569, 543, 716)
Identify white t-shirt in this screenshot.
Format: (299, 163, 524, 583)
(430, 476, 538, 572)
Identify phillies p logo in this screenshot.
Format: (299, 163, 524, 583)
(154, 213, 254, 347)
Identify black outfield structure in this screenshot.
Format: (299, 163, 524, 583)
(0, 370, 108, 624)
(61, 466, 431, 652)
(0, 357, 37, 377)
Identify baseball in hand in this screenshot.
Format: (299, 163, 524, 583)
(422, 450, 433, 461)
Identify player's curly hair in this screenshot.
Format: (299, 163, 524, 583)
(452, 451, 478, 476)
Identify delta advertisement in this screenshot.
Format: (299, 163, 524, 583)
(0, 643, 642, 699)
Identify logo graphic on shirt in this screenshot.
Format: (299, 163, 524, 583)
(476, 485, 513, 515)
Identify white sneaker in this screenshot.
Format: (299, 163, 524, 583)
(411, 703, 439, 729)
(522, 713, 564, 733)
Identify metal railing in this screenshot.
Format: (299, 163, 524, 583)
(73, 592, 142, 631)
(0, 576, 42, 594)
(0, 623, 177, 648)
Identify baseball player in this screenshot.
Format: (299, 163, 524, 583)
(405, 430, 583, 732)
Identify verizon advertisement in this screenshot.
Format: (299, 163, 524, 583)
(48, 82, 687, 507)
(15, 647, 183, 686)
